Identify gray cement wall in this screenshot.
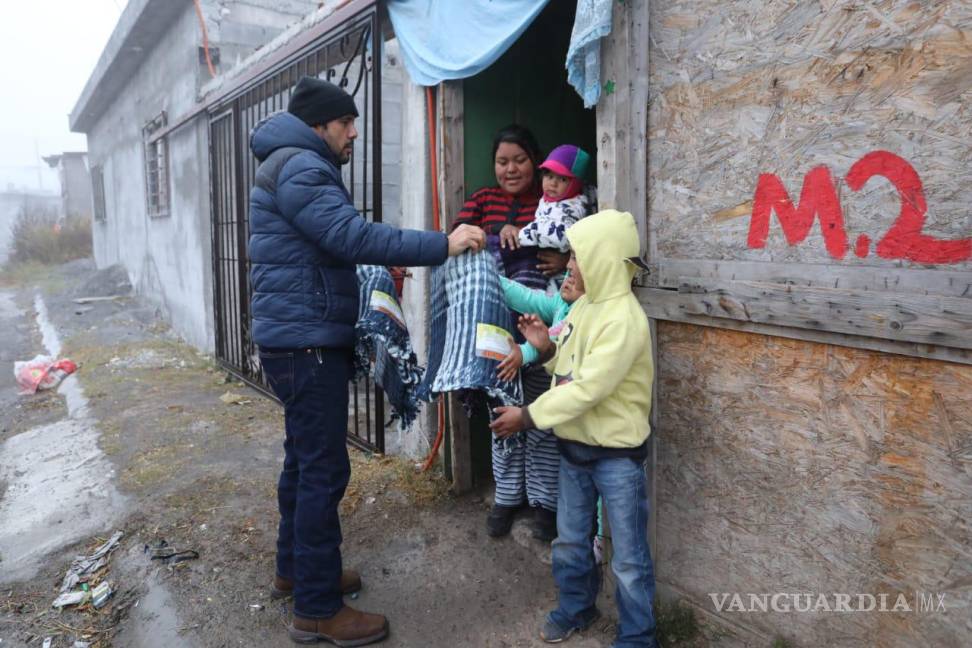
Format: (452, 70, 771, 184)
(83, 1, 319, 352)
(343, 38, 405, 229)
(393, 74, 435, 459)
(82, 4, 423, 458)
(59, 155, 93, 220)
(86, 5, 217, 351)
(206, 0, 319, 73)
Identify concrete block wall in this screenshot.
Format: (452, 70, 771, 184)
(202, 0, 319, 75)
(85, 1, 321, 352)
(58, 155, 94, 220)
(87, 5, 219, 351)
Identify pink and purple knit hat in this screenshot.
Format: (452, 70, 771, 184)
(539, 144, 591, 181)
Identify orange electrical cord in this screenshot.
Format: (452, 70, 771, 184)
(421, 85, 446, 473)
(421, 392, 446, 472)
(193, 0, 218, 78)
(426, 86, 442, 231)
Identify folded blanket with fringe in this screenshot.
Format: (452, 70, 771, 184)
(354, 265, 424, 432)
(418, 250, 522, 408)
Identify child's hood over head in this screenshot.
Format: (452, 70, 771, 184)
(565, 209, 643, 304)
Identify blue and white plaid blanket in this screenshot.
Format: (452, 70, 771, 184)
(354, 265, 424, 432)
(418, 251, 523, 408)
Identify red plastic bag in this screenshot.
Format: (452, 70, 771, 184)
(14, 355, 78, 395)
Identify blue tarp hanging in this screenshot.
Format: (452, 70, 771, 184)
(386, 0, 551, 87)
(387, 0, 615, 106)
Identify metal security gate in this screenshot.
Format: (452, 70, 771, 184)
(209, 4, 385, 452)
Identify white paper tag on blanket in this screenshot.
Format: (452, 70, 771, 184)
(370, 290, 406, 328)
(475, 323, 514, 361)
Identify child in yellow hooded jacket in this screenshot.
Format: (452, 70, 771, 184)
(491, 210, 657, 647)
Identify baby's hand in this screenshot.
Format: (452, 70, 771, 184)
(518, 314, 551, 352)
(498, 224, 521, 250)
(496, 345, 523, 382)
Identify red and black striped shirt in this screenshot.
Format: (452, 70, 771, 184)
(453, 186, 541, 234)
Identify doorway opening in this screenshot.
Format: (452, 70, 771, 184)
(445, 1, 597, 484)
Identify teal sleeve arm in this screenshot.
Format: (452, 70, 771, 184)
(499, 276, 559, 324)
(519, 342, 540, 365)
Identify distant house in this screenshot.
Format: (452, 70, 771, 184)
(42, 152, 93, 221)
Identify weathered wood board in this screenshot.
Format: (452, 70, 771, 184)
(638, 279, 972, 349)
(655, 321, 972, 646)
(647, 1, 972, 352)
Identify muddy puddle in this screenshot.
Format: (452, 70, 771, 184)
(0, 293, 126, 583)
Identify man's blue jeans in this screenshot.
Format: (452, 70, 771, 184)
(260, 347, 351, 619)
(550, 456, 657, 648)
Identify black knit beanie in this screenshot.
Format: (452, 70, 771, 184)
(288, 76, 359, 127)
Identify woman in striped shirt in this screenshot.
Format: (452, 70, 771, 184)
(453, 125, 570, 279)
(454, 125, 567, 541)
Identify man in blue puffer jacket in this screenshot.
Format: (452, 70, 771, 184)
(248, 76, 484, 646)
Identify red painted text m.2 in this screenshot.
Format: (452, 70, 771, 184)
(747, 150, 971, 264)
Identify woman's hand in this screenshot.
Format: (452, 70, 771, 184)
(498, 224, 521, 250)
(518, 314, 551, 354)
(536, 250, 569, 277)
(490, 406, 525, 438)
(496, 345, 523, 382)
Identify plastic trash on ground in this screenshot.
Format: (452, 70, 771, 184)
(52, 590, 90, 609)
(145, 538, 200, 564)
(91, 581, 113, 608)
(219, 391, 251, 405)
(52, 531, 123, 609)
(15, 354, 77, 395)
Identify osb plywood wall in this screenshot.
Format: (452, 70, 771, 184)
(655, 322, 972, 645)
(648, 1, 972, 267)
(639, 1, 972, 640)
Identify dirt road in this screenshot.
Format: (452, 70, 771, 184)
(1, 260, 670, 648)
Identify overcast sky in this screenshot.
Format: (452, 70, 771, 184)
(0, 0, 126, 193)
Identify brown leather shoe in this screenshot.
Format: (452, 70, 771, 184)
(289, 605, 388, 646)
(272, 570, 363, 599)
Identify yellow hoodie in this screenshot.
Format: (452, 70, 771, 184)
(527, 210, 653, 448)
